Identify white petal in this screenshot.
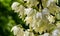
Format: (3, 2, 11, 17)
(11, 26, 20, 35)
(36, 12, 42, 19)
(11, 2, 20, 10)
(43, 33, 49, 36)
(47, 0, 54, 7)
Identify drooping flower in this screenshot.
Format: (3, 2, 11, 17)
(24, 16, 33, 25)
(47, 15, 55, 24)
(11, 26, 24, 36)
(47, 0, 54, 7)
(52, 29, 60, 36)
(24, 8, 36, 17)
(24, 29, 35, 36)
(11, 2, 20, 11)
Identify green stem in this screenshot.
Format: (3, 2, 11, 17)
(40, 0, 43, 10)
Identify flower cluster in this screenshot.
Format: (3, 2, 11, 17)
(11, 0, 60, 36)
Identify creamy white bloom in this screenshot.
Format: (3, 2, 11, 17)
(52, 29, 60, 36)
(11, 0, 60, 36)
(47, 0, 54, 7)
(24, 16, 33, 25)
(11, 2, 20, 10)
(24, 8, 33, 15)
(18, 5, 25, 12)
(11, 2, 25, 13)
(24, 29, 34, 36)
(42, 8, 50, 20)
(24, 30, 30, 36)
(24, 8, 35, 17)
(42, 8, 50, 15)
(15, 5, 25, 13)
(47, 15, 55, 24)
(42, 8, 50, 24)
(11, 26, 20, 35)
(32, 12, 42, 29)
(43, 33, 49, 36)
(18, 5, 25, 18)
(11, 26, 24, 36)
(36, 12, 42, 19)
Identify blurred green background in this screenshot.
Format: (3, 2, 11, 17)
(0, 0, 60, 36)
(0, 0, 26, 36)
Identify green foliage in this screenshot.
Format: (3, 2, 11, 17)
(0, 0, 26, 36)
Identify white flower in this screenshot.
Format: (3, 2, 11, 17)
(43, 33, 49, 36)
(11, 2, 20, 10)
(24, 8, 34, 16)
(41, 8, 50, 24)
(11, 26, 20, 35)
(24, 30, 30, 36)
(18, 5, 25, 12)
(47, 0, 54, 7)
(47, 15, 55, 24)
(24, 17, 33, 25)
(42, 8, 50, 15)
(18, 5, 25, 18)
(24, 29, 35, 36)
(52, 29, 60, 36)
(11, 26, 24, 36)
(11, 2, 25, 14)
(24, 8, 32, 14)
(36, 12, 42, 19)
(12, 4, 25, 18)
(14, 5, 25, 12)
(11, 0, 60, 36)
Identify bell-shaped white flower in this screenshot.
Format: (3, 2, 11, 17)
(18, 5, 25, 18)
(36, 12, 42, 19)
(11, 26, 20, 35)
(24, 8, 32, 14)
(11, 2, 20, 10)
(52, 29, 60, 36)
(43, 33, 49, 36)
(11, 26, 24, 36)
(47, 0, 54, 7)
(42, 8, 50, 15)
(24, 8, 35, 17)
(24, 16, 33, 25)
(24, 29, 35, 36)
(42, 8, 50, 24)
(47, 15, 55, 24)
(24, 30, 29, 36)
